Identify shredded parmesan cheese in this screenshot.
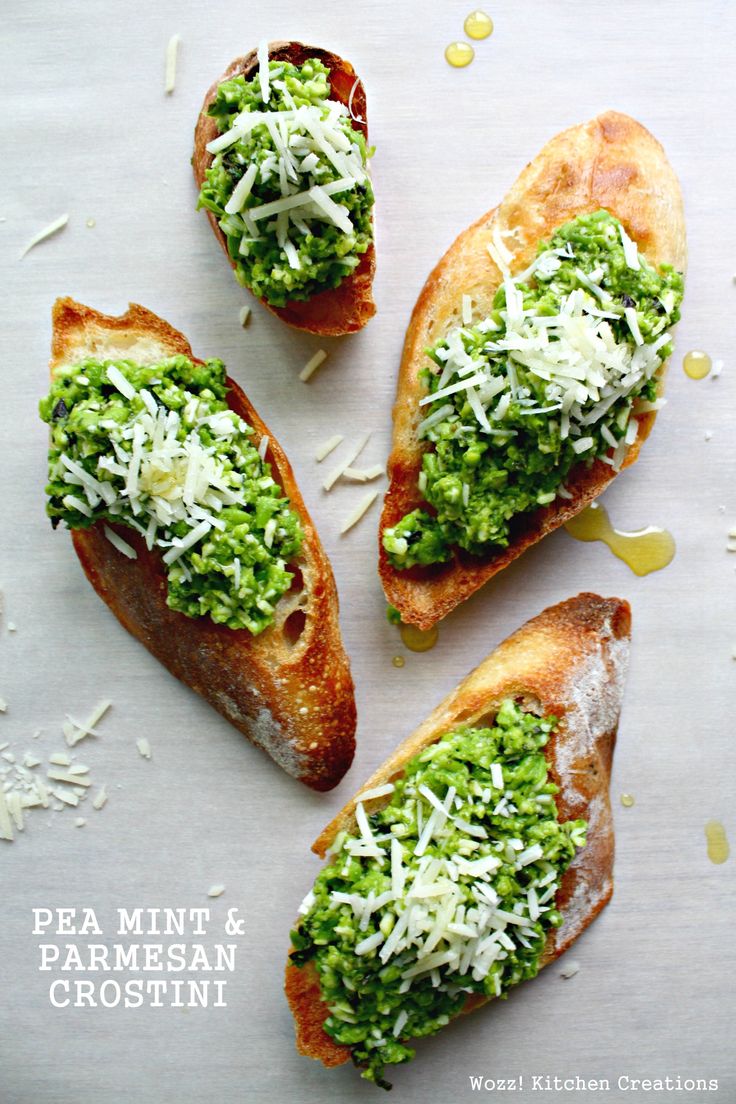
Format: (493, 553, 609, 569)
(341, 464, 384, 482)
(19, 213, 69, 259)
(299, 349, 328, 382)
(257, 40, 271, 104)
(164, 33, 180, 95)
(315, 434, 344, 462)
(323, 432, 371, 491)
(340, 491, 379, 534)
(104, 526, 138, 560)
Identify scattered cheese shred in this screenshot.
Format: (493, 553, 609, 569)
(65, 699, 111, 747)
(19, 213, 69, 260)
(239, 305, 251, 327)
(257, 435, 269, 461)
(0, 789, 13, 841)
(164, 33, 180, 95)
(257, 40, 271, 104)
(357, 783, 395, 803)
(104, 526, 138, 560)
(314, 434, 344, 463)
(136, 737, 152, 760)
(342, 465, 384, 482)
(49, 753, 71, 767)
(207, 885, 226, 898)
(560, 960, 580, 979)
(47, 769, 91, 788)
(75, 817, 87, 828)
(340, 490, 379, 534)
(92, 786, 108, 811)
(299, 348, 328, 382)
(323, 432, 371, 491)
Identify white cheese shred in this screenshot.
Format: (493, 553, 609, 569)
(104, 526, 138, 560)
(299, 349, 328, 383)
(19, 213, 69, 260)
(340, 490, 379, 535)
(323, 432, 371, 491)
(164, 33, 180, 95)
(257, 40, 271, 104)
(341, 465, 384, 482)
(314, 434, 344, 462)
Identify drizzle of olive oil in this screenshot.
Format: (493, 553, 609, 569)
(464, 10, 494, 39)
(392, 655, 405, 669)
(683, 350, 712, 380)
(565, 502, 675, 576)
(621, 793, 635, 808)
(705, 820, 730, 865)
(445, 41, 474, 68)
(400, 623, 440, 653)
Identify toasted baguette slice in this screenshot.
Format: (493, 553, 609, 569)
(49, 298, 356, 791)
(193, 41, 375, 336)
(379, 111, 686, 628)
(286, 592, 630, 1068)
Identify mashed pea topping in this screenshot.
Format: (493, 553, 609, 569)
(383, 210, 684, 568)
(40, 356, 302, 634)
(198, 56, 374, 307)
(291, 700, 586, 1087)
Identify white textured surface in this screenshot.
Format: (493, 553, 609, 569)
(1, 1, 735, 1101)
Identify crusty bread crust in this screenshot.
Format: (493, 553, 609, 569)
(193, 41, 376, 336)
(49, 297, 356, 791)
(285, 593, 630, 1066)
(379, 111, 686, 628)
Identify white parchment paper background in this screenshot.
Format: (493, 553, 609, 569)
(1, 1, 734, 1100)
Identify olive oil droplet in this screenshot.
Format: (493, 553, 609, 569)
(683, 350, 711, 379)
(400, 623, 439, 653)
(565, 502, 675, 576)
(464, 10, 494, 39)
(620, 793, 635, 808)
(445, 41, 474, 68)
(392, 655, 405, 669)
(705, 820, 730, 864)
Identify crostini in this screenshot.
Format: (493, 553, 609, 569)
(379, 111, 686, 628)
(194, 41, 375, 335)
(286, 593, 629, 1084)
(40, 298, 356, 791)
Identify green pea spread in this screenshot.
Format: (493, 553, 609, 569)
(291, 700, 586, 1087)
(383, 210, 684, 568)
(40, 356, 302, 634)
(198, 57, 374, 307)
